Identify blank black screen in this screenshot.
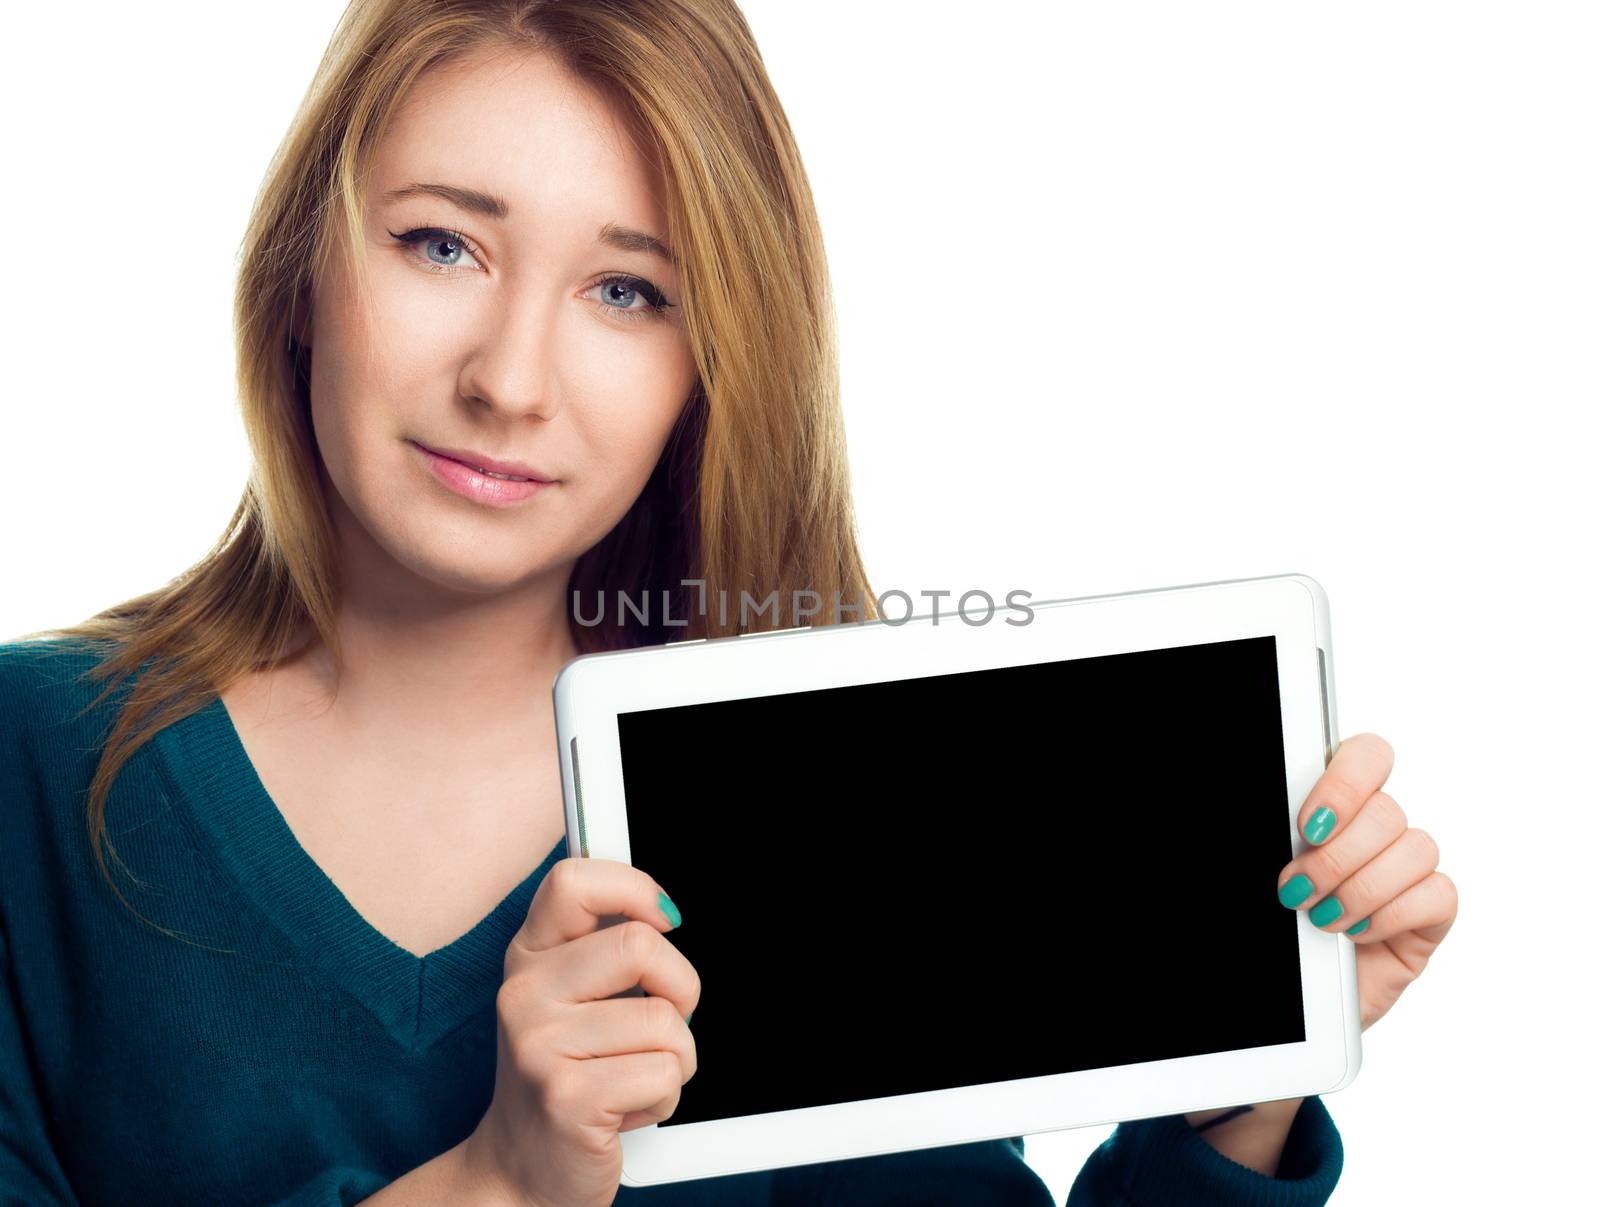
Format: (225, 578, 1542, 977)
(614, 634, 1305, 1127)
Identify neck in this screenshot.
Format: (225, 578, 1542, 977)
(281, 487, 583, 745)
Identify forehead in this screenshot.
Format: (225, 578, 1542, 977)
(369, 44, 666, 230)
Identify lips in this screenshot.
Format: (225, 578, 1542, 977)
(409, 440, 551, 482)
(417, 442, 553, 507)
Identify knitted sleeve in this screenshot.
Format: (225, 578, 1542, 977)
(263, 1167, 390, 1206)
(0, 921, 80, 1206)
(1065, 1096, 1344, 1206)
(771, 1136, 1056, 1204)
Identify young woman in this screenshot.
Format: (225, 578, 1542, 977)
(0, 2, 1456, 1204)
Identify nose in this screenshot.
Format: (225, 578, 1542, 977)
(456, 286, 562, 421)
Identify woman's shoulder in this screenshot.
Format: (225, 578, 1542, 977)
(0, 632, 109, 671)
(0, 635, 124, 734)
(0, 636, 139, 817)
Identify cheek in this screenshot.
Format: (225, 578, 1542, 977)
(306, 339, 383, 510)
(583, 366, 693, 476)
(306, 278, 440, 484)
(563, 361, 694, 532)
(305, 340, 354, 481)
(576, 325, 696, 431)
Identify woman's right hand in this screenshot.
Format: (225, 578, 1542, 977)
(459, 856, 699, 1207)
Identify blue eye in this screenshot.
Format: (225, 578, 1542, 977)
(389, 226, 485, 273)
(386, 226, 676, 324)
(588, 274, 675, 323)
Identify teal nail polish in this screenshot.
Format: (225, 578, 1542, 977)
(686, 1011, 694, 1027)
(658, 890, 681, 928)
(1278, 874, 1314, 908)
(1347, 917, 1370, 937)
(1303, 806, 1336, 845)
(1309, 895, 1344, 927)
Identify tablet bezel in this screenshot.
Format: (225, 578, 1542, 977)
(551, 572, 1360, 1186)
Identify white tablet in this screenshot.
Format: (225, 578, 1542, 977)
(551, 572, 1361, 1188)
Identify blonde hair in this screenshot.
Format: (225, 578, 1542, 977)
(19, 0, 877, 937)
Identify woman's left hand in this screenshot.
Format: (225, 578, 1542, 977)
(1186, 732, 1458, 1167)
(1275, 732, 1459, 1031)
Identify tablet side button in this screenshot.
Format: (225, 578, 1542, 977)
(571, 735, 590, 858)
(1317, 648, 1333, 767)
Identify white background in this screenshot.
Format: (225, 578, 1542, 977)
(3, 2, 1595, 1200)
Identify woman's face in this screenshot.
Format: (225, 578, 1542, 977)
(301, 44, 697, 599)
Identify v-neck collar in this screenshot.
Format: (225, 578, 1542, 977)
(151, 691, 568, 1053)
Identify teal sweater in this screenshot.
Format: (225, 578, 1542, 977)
(0, 638, 1344, 1205)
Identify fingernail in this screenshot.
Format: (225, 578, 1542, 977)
(658, 890, 682, 929)
(1309, 895, 1344, 927)
(1346, 917, 1370, 937)
(1303, 807, 1337, 845)
(1278, 873, 1314, 908)
(686, 1011, 694, 1027)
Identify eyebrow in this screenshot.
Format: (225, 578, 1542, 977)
(380, 181, 675, 264)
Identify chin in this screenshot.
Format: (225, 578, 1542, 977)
(402, 537, 564, 597)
